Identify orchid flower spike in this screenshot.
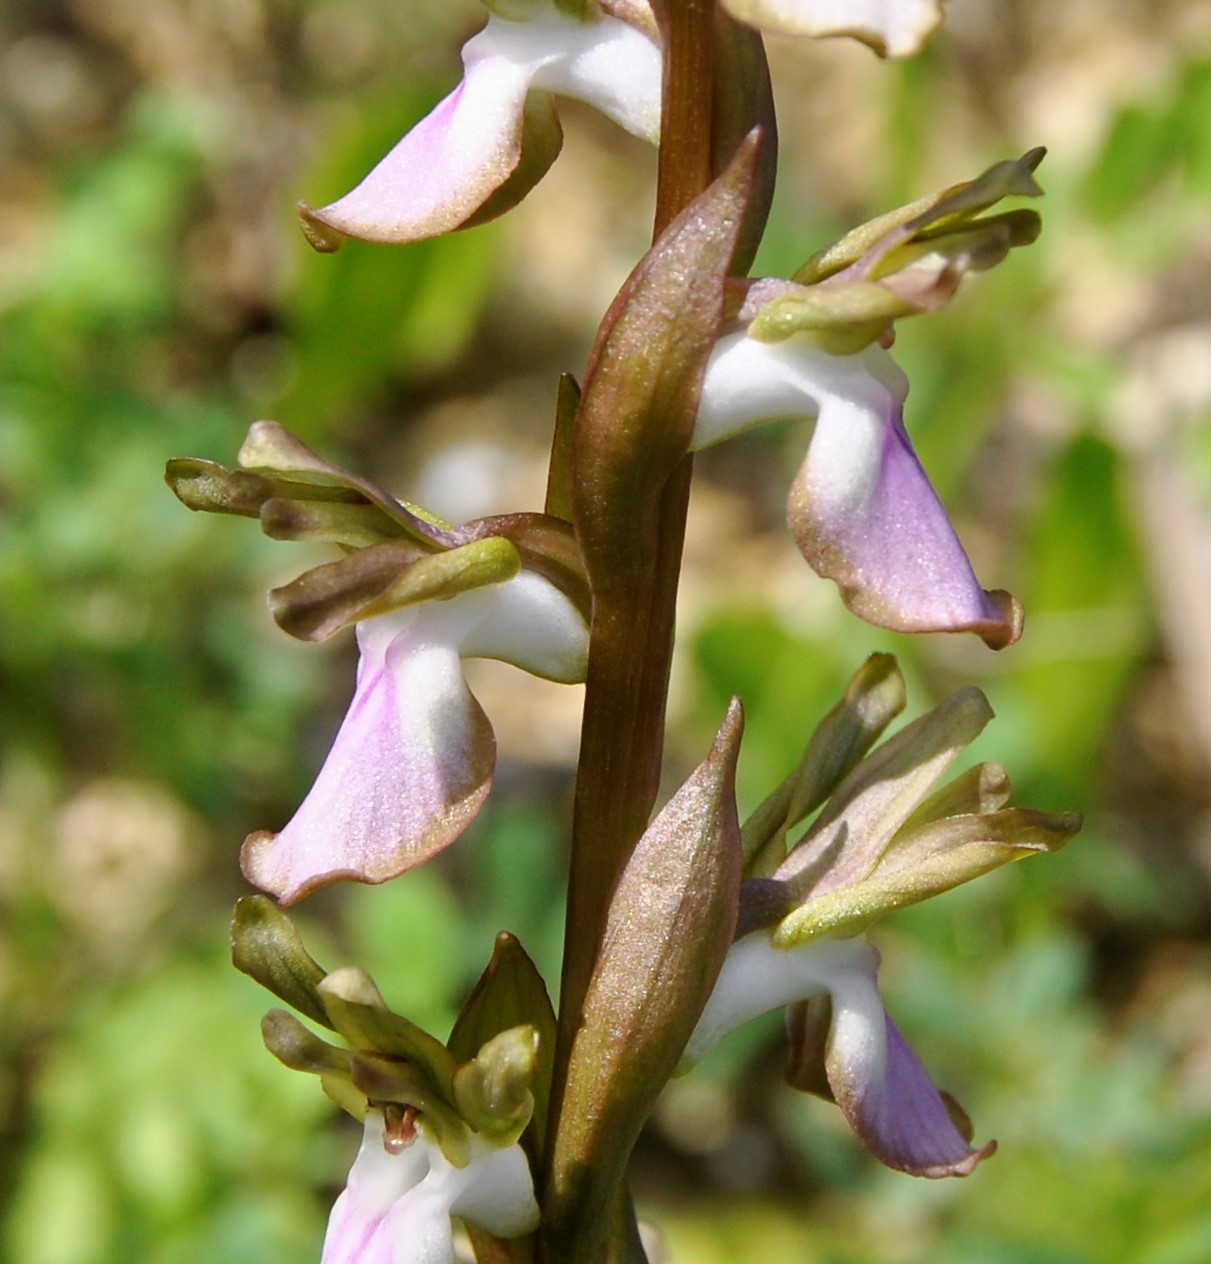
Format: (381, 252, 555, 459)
(693, 151, 1045, 648)
(686, 655, 1080, 1176)
(299, 0, 661, 251)
(238, 919, 545, 1264)
(720, 0, 948, 58)
(165, 422, 590, 904)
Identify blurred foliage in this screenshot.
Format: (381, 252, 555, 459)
(2, 0, 1211, 1261)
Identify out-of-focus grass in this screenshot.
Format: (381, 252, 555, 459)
(2, 1, 1211, 1261)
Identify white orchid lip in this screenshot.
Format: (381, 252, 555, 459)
(686, 930, 993, 1178)
(322, 1109, 540, 1264)
(242, 570, 589, 904)
(693, 331, 1021, 648)
(300, 4, 661, 249)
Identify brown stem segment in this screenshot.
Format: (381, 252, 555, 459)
(541, 3, 721, 1261)
(552, 0, 718, 1085)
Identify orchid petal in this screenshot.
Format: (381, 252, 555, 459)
(721, 0, 946, 58)
(300, 9, 660, 248)
(684, 931, 874, 1064)
(686, 932, 990, 1178)
(812, 956, 993, 1177)
(242, 572, 587, 903)
(694, 333, 1020, 648)
(322, 1113, 539, 1264)
(242, 614, 494, 904)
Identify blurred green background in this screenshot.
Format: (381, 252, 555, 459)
(3, 0, 1211, 1260)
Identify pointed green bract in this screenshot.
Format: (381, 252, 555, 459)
(550, 700, 745, 1258)
(570, 134, 762, 583)
(449, 932, 557, 1158)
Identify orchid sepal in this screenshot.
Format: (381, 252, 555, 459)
(795, 149, 1045, 287)
(267, 536, 523, 644)
(774, 805, 1082, 945)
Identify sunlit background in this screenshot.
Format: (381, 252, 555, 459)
(4, 0, 1211, 1260)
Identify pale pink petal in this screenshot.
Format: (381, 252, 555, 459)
(721, 0, 945, 57)
(819, 959, 994, 1177)
(241, 572, 586, 903)
(694, 334, 1019, 648)
(321, 1115, 539, 1264)
(301, 9, 659, 247)
(241, 614, 495, 904)
(301, 47, 544, 246)
(322, 1116, 439, 1264)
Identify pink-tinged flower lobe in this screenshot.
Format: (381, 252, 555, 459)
(721, 0, 947, 58)
(322, 1111, 539, 1264)
(686, 932, 991, 1178)
(694, 334, 1020, 648)
(242, 571, 588, 904)
(300, 5, 661, 249)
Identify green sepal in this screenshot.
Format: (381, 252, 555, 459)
(453, 514, 589, 625)
(773, 806, 1081, 946)
(449, 932, 557, 1159)
(238, 421, 455, 545)
(168, 422, 456, 550)
(258, 497, 417, 549)
(743, 654, 906, 876)
(166, 456, 425, 549)
(775, 687, 995, 898)
(748, 279, 936, 352)
(551, 701, 744, 1252)
(268, 536, 522, 642)
(794, 148, 1046, 286)
(751, 209, 1041, 353)
(318, 967, 460, 1103)
(544, 375, 580, 523)
(260, 1009, 368, 1119)
(231, 896, 334, 1031)
(452, 1026, 539, 1145)
(901, 761, 1012, 831)
(262, 1008, 350, 1075)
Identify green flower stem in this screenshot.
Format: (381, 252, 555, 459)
(543, 2, 719, 1260)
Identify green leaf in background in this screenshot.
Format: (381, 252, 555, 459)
(1013, 430, 1148, 804)
(275, 86, 501, 435)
